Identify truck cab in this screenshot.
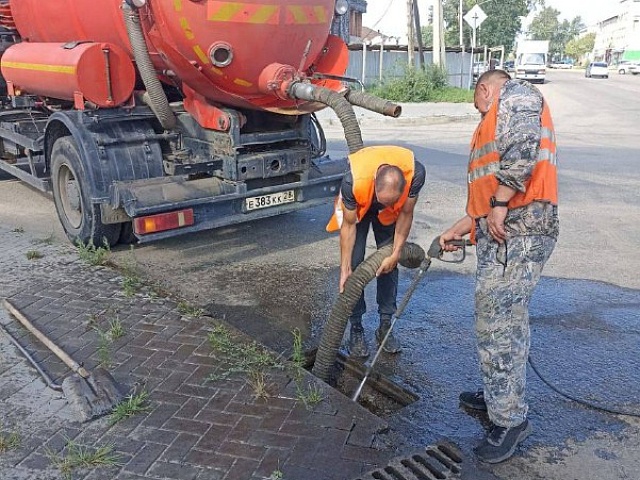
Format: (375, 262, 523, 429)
(514, 40, 549, 84)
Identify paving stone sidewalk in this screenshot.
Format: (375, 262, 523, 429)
(0, 227, 401, 480)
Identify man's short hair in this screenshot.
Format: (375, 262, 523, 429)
(476, 69, 511, 86)
(375, 165, 406, 194)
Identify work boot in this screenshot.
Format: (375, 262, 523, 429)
(347, 324, 369, 358)
(459, 390, 488, 411)
(474, 420, 532, 464)
(375, 316, 402, 354)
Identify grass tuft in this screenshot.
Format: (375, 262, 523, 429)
(177, 301, 204, 318)
(46, 440, 120, 480)
(109, 391, 151, 425)
(26, 250, 43, 260)
(0, 430, 20, 453)
(76, 239, 110, 266)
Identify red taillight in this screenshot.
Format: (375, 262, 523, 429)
(133, 209, 194, 235)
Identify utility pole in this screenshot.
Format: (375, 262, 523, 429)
(407, 0, 415, 67)
(413, 0, 425, 69)
(433, 0, 441, 65)
(459, 0, 464, 48)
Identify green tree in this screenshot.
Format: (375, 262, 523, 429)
(442, 0, 542, 50)
(421, 25, 434, 46)
(529, 7, 585, 59)
(564, 32, 596, 63)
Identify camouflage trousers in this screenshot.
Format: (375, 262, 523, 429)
(475, 227, 556, 428)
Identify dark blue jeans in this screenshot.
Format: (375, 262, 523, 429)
(349, 210, 398, 326)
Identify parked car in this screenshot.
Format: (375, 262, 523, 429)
(585, 62, 609, 78)
(503, 60, 515, 72)
(617, 61, 640, 74)
(473, 62, 487, 78)
(549, 60, 572, 69)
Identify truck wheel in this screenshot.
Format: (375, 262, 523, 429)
(51, 136, 121, 247)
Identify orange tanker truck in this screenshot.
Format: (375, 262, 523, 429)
(0, 0, 400, 245)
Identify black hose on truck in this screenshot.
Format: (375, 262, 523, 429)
(312, 242, 425, 383)
(288, 82, 364, 154)
(122, 1, 177, 130)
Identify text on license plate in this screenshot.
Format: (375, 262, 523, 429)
(245, 190, 295, 211)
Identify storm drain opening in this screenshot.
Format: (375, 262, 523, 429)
(353, 442, 464, 480)
(303, 348, 419, 416)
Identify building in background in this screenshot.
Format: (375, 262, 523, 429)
(592, 0, 640, 63)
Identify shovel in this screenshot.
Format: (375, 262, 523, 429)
(351, 236, 472, 402)
(3, 299, 127, 422)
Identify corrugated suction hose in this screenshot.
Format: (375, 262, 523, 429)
(344, 90, 402, 118)
(288, 82, 363, 154)
(312, 242, 425, 382)
(122, 2, 176, 130)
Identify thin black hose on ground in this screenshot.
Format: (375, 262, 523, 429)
(312, 243, 425, 383)
(528, 355, 640, 417)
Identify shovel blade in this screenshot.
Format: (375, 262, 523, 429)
(61, 368, 127, 422)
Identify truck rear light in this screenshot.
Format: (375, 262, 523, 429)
(133, 209, 194, 235)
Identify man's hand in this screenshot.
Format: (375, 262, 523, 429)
(439, 229, 463, 252)
(339, 266, 352, 293)
(487, 206, 508, 243)
(376, 255, 398, 277)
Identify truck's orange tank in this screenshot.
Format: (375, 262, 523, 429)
(1, 42, 136, 108)
(8, 0, 348, 113)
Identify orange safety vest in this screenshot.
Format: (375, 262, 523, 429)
(466, 96, 558, 221)
(326, 146, 415, 232)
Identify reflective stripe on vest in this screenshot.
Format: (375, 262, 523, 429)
(466, 98, 558, 219)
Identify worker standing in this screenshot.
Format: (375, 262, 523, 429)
(439, 69, 558, 463)
(327, 146, 425, 358)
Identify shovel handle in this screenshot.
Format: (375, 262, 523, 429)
(3, 299, 90, 378)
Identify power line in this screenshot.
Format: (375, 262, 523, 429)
(370, 0, 396, 30)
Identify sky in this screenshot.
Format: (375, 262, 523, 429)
(362, 0, 620, 39)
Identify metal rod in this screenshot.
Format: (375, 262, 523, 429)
(102, 47, 114, 104)
(0, 320, 63, 392)
(352, 259, 432, 402)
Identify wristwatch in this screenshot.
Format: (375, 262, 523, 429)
(490, 196, 509, 208)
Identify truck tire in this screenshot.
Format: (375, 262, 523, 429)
(51, 136, 121, 247)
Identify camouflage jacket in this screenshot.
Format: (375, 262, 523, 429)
(478, 79, 559, 240)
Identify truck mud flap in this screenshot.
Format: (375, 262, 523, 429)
(353, 442, 463, 480)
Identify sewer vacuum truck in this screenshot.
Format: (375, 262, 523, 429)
(0, 0, 400, 245)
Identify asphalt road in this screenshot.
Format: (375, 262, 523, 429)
(1, 68, 639, 479)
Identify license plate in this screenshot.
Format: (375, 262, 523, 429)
(245, 190, 295, 211)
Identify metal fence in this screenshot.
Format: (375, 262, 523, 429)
(345, 46, 475, 89)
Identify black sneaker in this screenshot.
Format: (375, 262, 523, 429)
(347, 325, 369, 358)
(459, 390, 488, 411)
(474, 420, 532, 464)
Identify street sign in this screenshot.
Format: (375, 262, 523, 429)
(464, 4, 487, 29)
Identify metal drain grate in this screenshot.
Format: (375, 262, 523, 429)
(353, 441, 463, 480)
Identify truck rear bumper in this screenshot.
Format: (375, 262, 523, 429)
(110, 156, 347, 243)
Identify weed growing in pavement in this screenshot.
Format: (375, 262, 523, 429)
(106, 317, 125, 341)
(76, 239, 110, 266)
(295, 381, 324, 409)
(25, 249, 43, 260)
(0, 430, 20, 453)
(11, 226, 24, 233)
(95, 328, 112, 367)
(108, 391, 151, 425)
(119, 246, 143, 297)
(269, 468, 284, 480)
(46, 440, 121, 480)
(177, 300, 204, 318)
(32, 232, 56, 245)
(206, 324, 283, 383)
(248, 371, 272, 400)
